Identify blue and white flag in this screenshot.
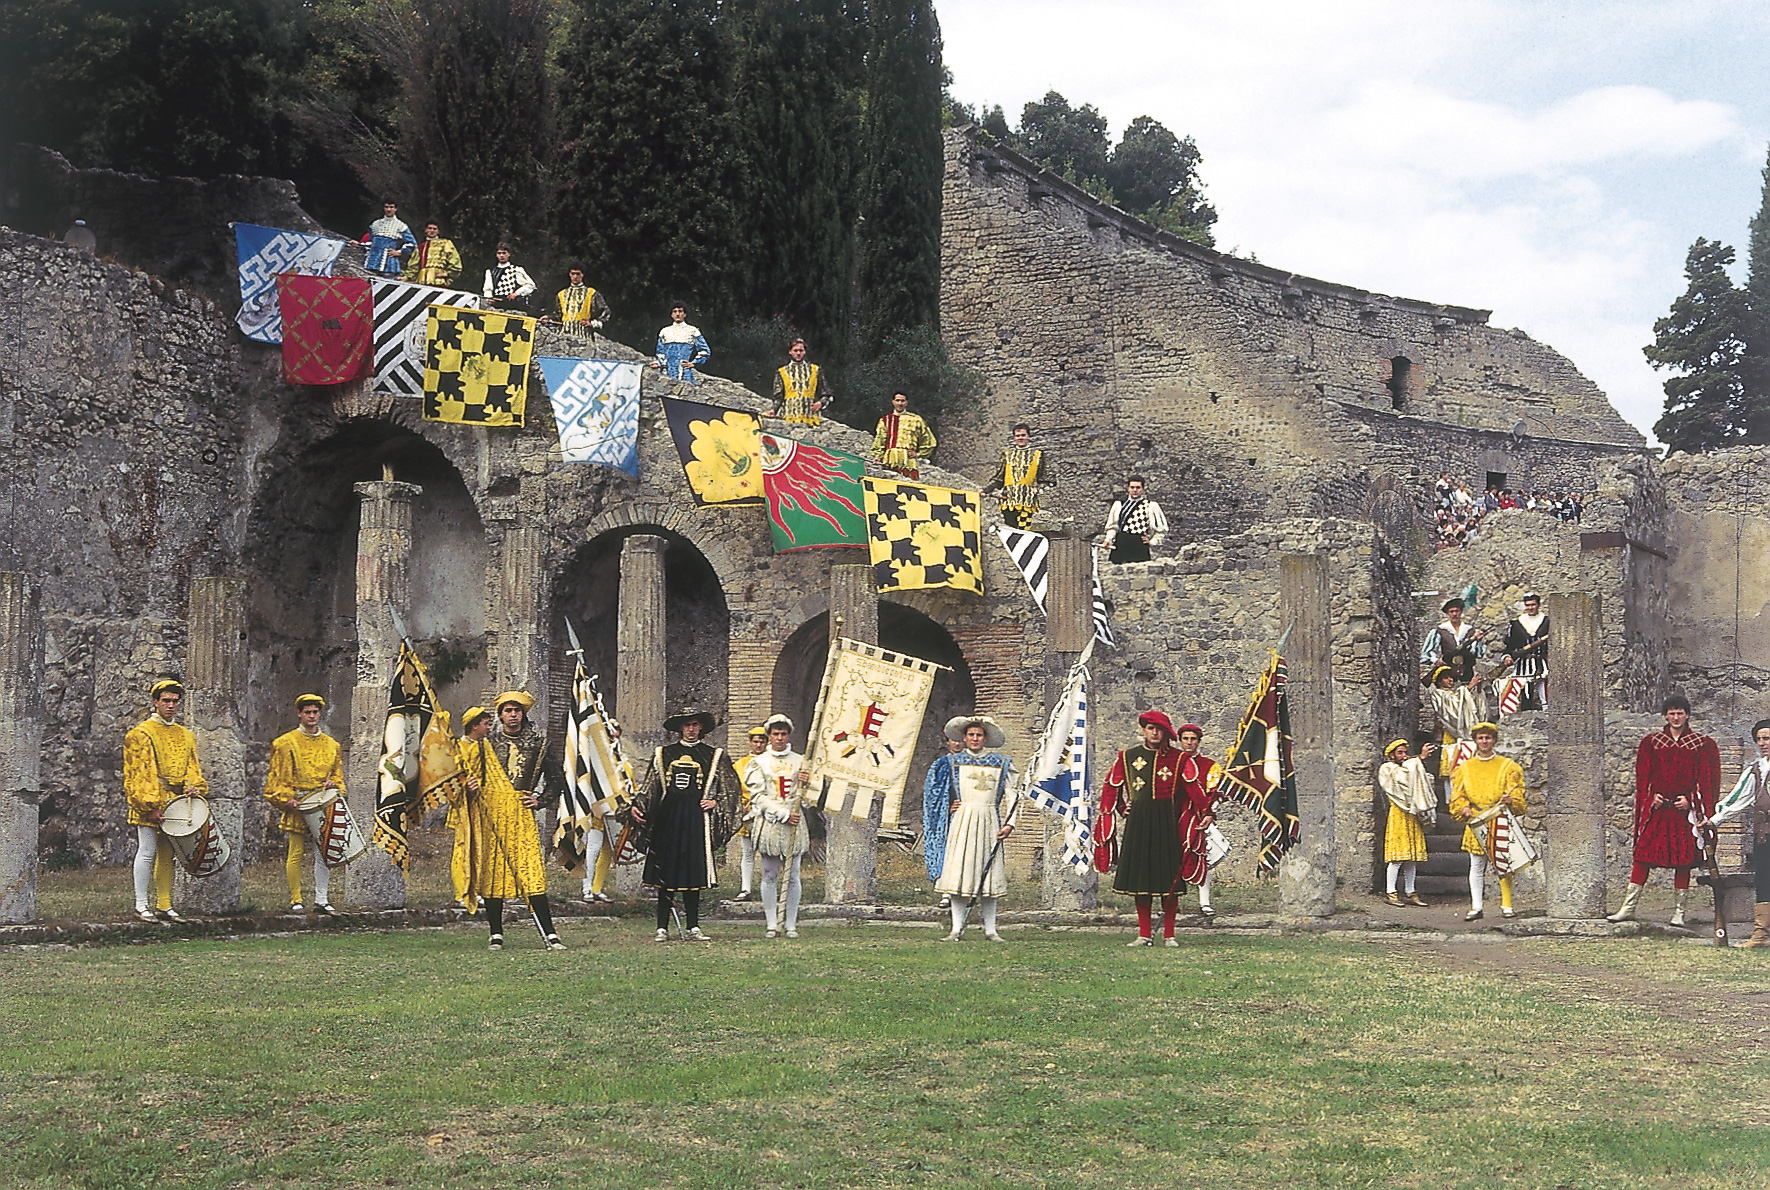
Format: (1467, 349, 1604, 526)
(1022, 656, 1094, 873)
(234, 223, 344, 344)
(538, 357, 641, 477)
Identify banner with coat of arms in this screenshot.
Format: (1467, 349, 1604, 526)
(804, 637, 941, 828)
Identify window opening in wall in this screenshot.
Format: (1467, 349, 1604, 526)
(1486, 471, 1507, 492)
(1387, 356, 1411, 409)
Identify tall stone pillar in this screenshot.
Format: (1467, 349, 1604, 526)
(615, 534, 668, 895)
(347, 480, 421, 909)
(1545, 592, 1607, 919)
(1279, 553, 1337, 917)
(176, 577, 248, 914)
(1042, 531, 1097, 910)
(0, 574, 44, 924)
(498, 478, 549, 703)
(825, 564, 880, 903)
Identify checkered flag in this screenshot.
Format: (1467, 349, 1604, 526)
(864, 478, 983, 594)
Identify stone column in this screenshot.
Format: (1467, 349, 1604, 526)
(0, 574, 44, 924)
(347, 480, 421, 909)
(498, 522, 547, 703)
(1545, 592, 1607, 919)
(825, 563, 880, 903)
(1279, 553, 1337, 917)
(615, 534, 668, 896)
(176, 577, 248, 914)
(1041, 530, 1097, 909)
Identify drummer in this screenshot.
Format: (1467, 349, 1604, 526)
(264, 694, 347, 914)
(122, 679, 207, 922)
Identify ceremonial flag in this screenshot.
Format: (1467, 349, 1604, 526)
(864, 477, 984, 594)
(276, 275, 372, 385)
(760, 432, 866, 551)
(804, 637, 942, 828)
(661, 396, 765, 505)
(555, 653, 636, 872)
(371, 279, 479, 396)
(1496, 675, 1524, 717)
(370, 643, 435, 869)
(233, 222, 344, 344)
(539, 356, 641, 476)
(994, 526, 1048, 612)
(1091, 550, 1115, 646)
(1022, 655, 1093, 872)
(422, 303, 536, 426)
(1216, 652, 1302, 873)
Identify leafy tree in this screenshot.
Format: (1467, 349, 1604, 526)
(551, 0, 749, 345)
(853, 0, 945, 357)
(1646, 238, 1753, 454)
(1106, 114, 1216, 245)
(1016, 91, 1110, 184)
(1741, 144, 1770, 443)
(844, 323, 983, 430)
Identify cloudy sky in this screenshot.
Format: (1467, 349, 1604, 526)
(938, 0, 1770, 441)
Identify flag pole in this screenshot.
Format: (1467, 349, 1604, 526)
(803, 614, 845, 813)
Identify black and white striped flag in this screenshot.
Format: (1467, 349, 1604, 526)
(371, 279, 479, 396)
(994, 525, 1048, 612)
(1091, 550, 1115, 646)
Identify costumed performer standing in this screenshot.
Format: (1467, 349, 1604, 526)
(1426, 662, 1484, 795)
(1102, 477, 1168, 565)
(929, 716, 1018, 942)
(731, 724, 769, 902)
(745, 715, 809, 939)
(651, 302, 710, 384)
(576, 717, 629, 904)
(455, 707, 564, 951)
(869, 391, 937, 478)
(770, 338, 831, 426)
(1174, 724, 1223, 919)
(263, 694, 346, 914)
(361, 199, 414, 277)
(492, 690, 564, 923)
(1448, 722, 1525, 921)
(922, 736, 964, 910)
(122, 679, 205, 921)
(1377, 738, 1437, 907)
(1609, 695, 1720, 926)
(1496, 593, 1549, 711)
(1420, 596, 1484, 685)
(630, 708, 742, 941)
(555, 266, 611, 342)
(1096, 710, 1209, 946)
(986, 423, 1053, 530)
(1706, 717, 1770, 947)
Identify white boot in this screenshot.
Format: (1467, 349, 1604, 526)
(1670, 889, 1688, 927)
(1607, 882, 1644, 923)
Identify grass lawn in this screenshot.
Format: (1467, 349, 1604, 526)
(3, 924, 1767, 1189)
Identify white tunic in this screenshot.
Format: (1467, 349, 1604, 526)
(744, 747, 809, 858)
(934, 751, 1017, 898)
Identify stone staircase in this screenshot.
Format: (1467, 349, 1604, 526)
(1414, 781, 1470, 899)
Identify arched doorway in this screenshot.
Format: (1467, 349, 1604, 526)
(769, 603, 977, 831)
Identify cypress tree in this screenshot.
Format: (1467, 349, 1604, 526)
(853, 0, 945, 358)
(1741, 143, 1770, 442)
(1646, 238, 1752, 455)
(552, 0, 748, 346)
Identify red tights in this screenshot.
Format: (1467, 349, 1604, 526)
(1134, 894, 1180, 938)
(1631, 862, 1690, 889)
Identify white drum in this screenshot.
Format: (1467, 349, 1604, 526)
(1468, 803, 1539, 876)
(294, 788, 367, 868)
(161, 795, 231, 878)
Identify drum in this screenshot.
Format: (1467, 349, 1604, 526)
(1205, 824, 1232, 868)
(1469, 803, 1539, 876)
(294, 788, 368, 868)
(161, 795, 231, 878)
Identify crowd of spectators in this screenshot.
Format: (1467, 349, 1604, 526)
(1432, 474, 1583, 550)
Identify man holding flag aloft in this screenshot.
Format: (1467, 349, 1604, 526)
(1096, 710, 1213, 946)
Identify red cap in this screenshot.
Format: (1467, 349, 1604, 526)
(1137, 710, 1177, 739)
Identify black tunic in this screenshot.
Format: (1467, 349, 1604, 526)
(1500, 615, 1549, 710)
(636, 742, 741, 891)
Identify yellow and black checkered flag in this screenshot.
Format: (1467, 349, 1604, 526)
(422, 303, 536, 426)
(864, 477, 984, 594)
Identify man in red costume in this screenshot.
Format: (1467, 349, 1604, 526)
(1609, 694, 1719, 926)
(1175, 723, 1223, 918)
(1095, 711, 1216, 947)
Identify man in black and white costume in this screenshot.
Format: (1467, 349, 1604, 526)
(1497, 593, 1549, 711)
(1103, 476, 1168, 564)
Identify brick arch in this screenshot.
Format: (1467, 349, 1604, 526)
(576, 502, 750, 604)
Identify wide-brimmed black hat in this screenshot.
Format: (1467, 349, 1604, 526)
(664, 708, 717, 734)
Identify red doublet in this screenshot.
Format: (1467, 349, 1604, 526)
(1174, 752, 1219, 887)
(1096, 744, 1215, 888)
(1632, 728, 1719, 869)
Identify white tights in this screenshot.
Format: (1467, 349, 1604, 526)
(948, 894, 998, 937)
(1198, 869, 1214, 910)
(759, 853, 803, 932)
(579, 826, 605, 895)
(133, 825, 160, 910)
(740, 835, 756, 894)
(1386, 861, 1417, 895)
(1468, 853, 1487, 911)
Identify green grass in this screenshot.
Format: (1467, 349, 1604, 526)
(2, 925, 1767, 1189)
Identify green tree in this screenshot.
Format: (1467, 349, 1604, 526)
(1646, 238, 1752, 454)
(551, 0, 748, 345)
(1107, 114, 1216, 246)
(1741, 143, 1770, 443)
(1016, 91, 1110, 184)
(853, 0, 945, 362)
(727, 0, 865, 368)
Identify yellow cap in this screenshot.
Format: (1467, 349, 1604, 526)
(1471, 721, 1500, 735)
(746, 725, 769, 738)
(1384, 739, 1409, 757)
(149, 679, 184, 699)
(462, 706, 493, 731)
(494, 690, 535, 712)
(295, 693, 326, 710)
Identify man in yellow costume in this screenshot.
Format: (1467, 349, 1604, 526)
(730, 724, 769, 902)
(1449, 721, 1526, 922)
(122, 679, 206, 921)
(263, 694, 346, 914)
(555, 265, 610, 342)
(988, 423, 1051, 529)
(1378, 738, 1437, 907)
(401, 219, 462, 287)
(455, 707, 563, 951)
(770, 338, 831, 426)
(869, 391, 936, 478)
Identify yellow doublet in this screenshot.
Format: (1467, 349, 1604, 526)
(454, 738, 548, 900)
(122, 719, 207, 827)
(264, 729, 345, 832)
(734, 754, 756, 838)
(1449, 753, 1526, 856)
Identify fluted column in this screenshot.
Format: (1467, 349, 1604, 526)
(1279, 553, 1337, 917)
(347, 480, 421, 908)
(1546, 593, 1607, 919)
(615, 534, 668, 895)
(498, 522, 547, 705)
(825, 564, 881, 903)
(0, 574, 44, 923)
(176, 577, 248, 913)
